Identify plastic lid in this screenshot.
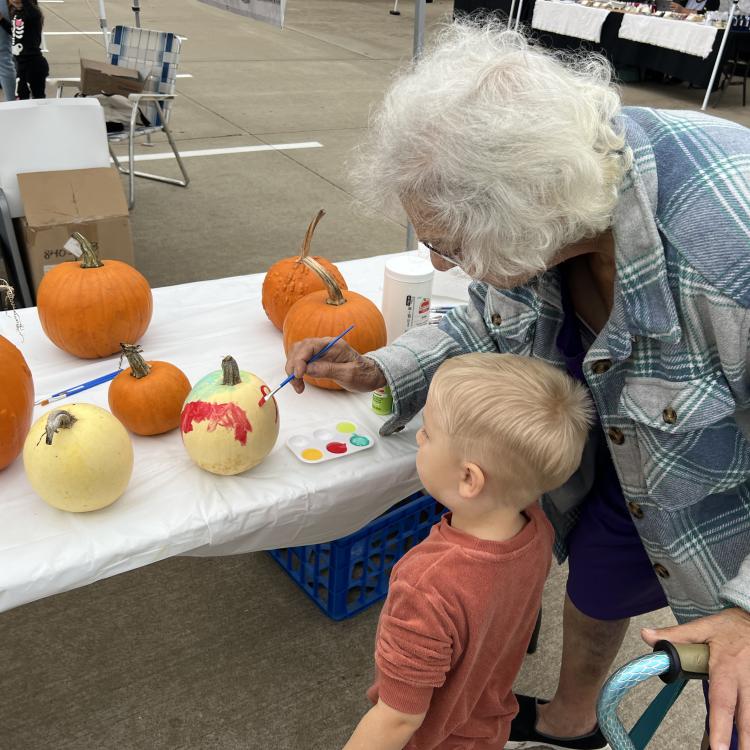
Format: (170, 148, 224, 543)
(384, 254, 435, 283)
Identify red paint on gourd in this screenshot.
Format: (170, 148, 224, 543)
(258, 385, 278, 423)
(180, 401, 253, 446)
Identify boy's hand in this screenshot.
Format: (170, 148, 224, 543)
(343, 700, 425, 750)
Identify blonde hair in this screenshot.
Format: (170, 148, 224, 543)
(429, 353, 593, 503)
(350, 20, 630, 281)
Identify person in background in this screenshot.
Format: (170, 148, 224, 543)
(670, 0, 719, 14)
(343, 354, 592, 750)
(0, 0, 47, 99)
(0, 0, 15, 100)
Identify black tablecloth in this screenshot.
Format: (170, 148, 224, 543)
(453, 0, 727, 88)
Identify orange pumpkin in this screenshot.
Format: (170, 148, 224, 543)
(108, 344, 191, 436)
(282, 258, 386, 390)
(262, 209, 348, 331)
(37, 233, 153, 359)
(0, 281, 34, 471)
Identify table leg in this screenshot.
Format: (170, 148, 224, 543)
(702, 0, 739, 111)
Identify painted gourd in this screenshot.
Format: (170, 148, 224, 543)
(37, 232, 153, 359)
(108, 344, 192, 436)
(262, 209, 348, 331)
(0, 281, 34, 471)
(180, 356, 279, 475)
(23, 404, 134, 512)
(282, 259, 387, 390)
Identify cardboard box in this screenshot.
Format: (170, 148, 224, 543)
(80, 58, 144, 97)
(16, 167, 135, 296)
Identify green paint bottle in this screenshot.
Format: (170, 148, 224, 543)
(371, 385, 393, 416)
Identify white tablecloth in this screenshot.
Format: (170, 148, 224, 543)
(619, 14, 718, 58)
(532, 1, 611, 43)
(0, 253, 469, 614)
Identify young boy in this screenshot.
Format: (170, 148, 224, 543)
(344, 353, 593, 750)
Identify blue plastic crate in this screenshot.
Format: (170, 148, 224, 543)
(268, 492, 446, 620)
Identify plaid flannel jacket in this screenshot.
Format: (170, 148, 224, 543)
(368, 107, 750, 623)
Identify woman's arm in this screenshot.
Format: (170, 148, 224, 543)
(367, 282, 501, 434)
(285, 281, 501, 435)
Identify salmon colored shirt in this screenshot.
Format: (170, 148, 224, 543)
(367, 503, 553, 750)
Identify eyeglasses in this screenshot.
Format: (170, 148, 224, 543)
(421, 241, 463, 268)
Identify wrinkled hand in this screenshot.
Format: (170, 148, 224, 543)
(642, 607, 750, 750)
(284, 337, 386, 394)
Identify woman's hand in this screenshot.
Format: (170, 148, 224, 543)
(284, 337, 387, 394)
(669, 3, 690, 13)
(642, 607, 750, 750)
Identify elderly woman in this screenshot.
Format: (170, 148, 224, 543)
(285, 22, 750, 750)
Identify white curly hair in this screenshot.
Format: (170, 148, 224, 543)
(350, 20, 631, 281)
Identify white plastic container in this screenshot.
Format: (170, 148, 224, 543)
(382, 254, 435, 343)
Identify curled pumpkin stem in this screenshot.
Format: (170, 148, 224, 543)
(0, 279, 23, 340)
(301, 256, 347, 306)
(296, 209, 326, 263)
(120, 343, 151, 379)
(44, 410, 77, 446)
(221, 356, 242, 386)
(72, 232, 104, 269)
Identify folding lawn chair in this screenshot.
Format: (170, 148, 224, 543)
(597, 641, 710, 750)
(57, 25, 189, 209)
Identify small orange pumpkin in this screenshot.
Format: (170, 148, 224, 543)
(37, 233, 153, 359)
(262, 209, 348, 331)
(0, 281, 34, 471)
(108, 344, 192, 436)
(282, 258, 386, 390)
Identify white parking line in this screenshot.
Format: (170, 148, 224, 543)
(51, 74, 194, 81)
(45, 31, 188, 40)
(114, 142, 323, 164)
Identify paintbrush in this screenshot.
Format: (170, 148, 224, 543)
(260, 324, 355, 407)
(35, 369, 122, 407)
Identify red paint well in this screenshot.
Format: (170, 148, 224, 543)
(326, 441, 347, 454)
(181, 401, 253, 446)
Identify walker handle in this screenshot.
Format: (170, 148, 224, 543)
(653, 641, 710, 684)
(597, 641, 710, 750)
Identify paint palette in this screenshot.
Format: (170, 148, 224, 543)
(286, 420, 376, 464)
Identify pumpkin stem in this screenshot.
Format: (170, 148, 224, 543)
(296, 209, 326, 262)
(300, 256, 347, 306)
(73, 232, 104, 269)
(0, 279, 23, 340)
(221, 356, 242, 386)
(120, 343, 151, 379)
(44, 410, 77, 446)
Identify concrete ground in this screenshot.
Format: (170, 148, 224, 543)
(1, 0, 746, 747)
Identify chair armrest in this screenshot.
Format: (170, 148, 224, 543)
(127, 93, 177, 102)
(53, 78, 82, 98)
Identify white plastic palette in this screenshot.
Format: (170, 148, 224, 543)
(286, 420, 376, 464)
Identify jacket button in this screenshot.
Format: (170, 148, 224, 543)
(662, 407, 677, 425)
(491, 313, 502, 326)
(628, 501, 644, 519)
(591, 359, 612, 375)
(653, 563, 670, 579)
(607, 427, 625, 445)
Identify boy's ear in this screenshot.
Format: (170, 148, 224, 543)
(458, 461, 485, 500)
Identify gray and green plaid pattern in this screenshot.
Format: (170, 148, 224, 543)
(367, 107, 750, 623)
